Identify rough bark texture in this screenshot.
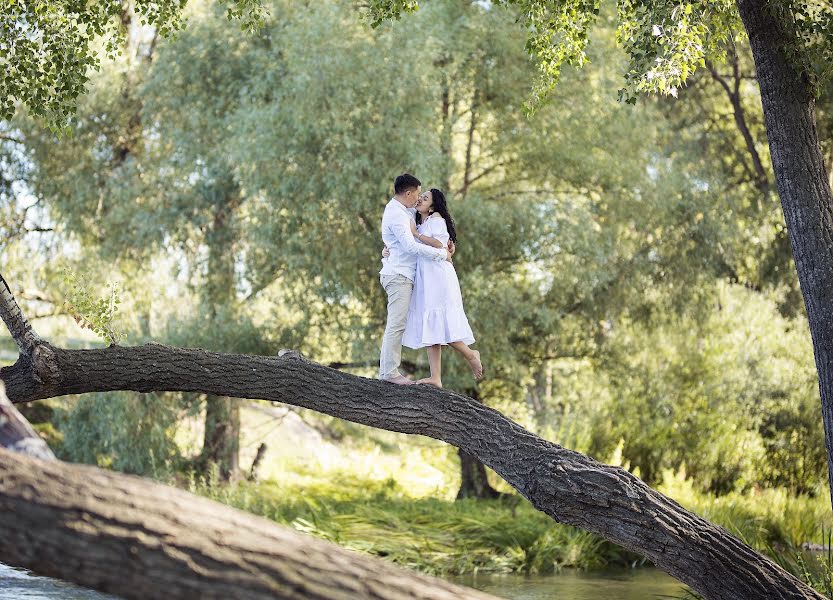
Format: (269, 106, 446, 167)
(735, 0, 833, 512)
(0, 446, 498, 600)
(0, 342, 822, 600)
(0, 273, 41, 354)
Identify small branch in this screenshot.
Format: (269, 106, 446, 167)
(248, 442, 267, 481)
(706, 49, 770, 199)
(456, 161, 510, 196)
(461, 89, 480, 198)
(0, 134, 24, 145)
(0, 272, 42, 355)
(18, 289, 57, 305)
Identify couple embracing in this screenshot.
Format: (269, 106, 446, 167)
(378, 173, 483, 388)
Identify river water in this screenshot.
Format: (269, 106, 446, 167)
(1, 561, 688, 600)
(0, 563, 116, 600)
(451, 569, 688, 599)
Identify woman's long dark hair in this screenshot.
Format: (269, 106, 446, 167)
(416, 188, 457, 243)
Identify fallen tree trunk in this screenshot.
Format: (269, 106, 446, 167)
(0, 273, 822, 599)
(0, 342, 822, 600)
(0, 447, 497, 599)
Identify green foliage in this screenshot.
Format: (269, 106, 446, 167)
(773, 0, 833, 93)
(0, 0, 267, 127)
(365, 0, 743, 107)
(366, 1, 833, 107)
(193, 473, 640, 574)
(189, 465, 832, 578)
(615, 1, 739, 102)
(588, 284, 823, 494)
(61, 268, 123, 345)
(55, 391, 186, 478)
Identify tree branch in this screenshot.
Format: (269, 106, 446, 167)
(0, 340, 822, 599)
(0, 134, 24, 145)
(0, 273, 42, 355)
(706, 48, 770, 199)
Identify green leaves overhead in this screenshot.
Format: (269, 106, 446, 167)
(615, 0, 739, 103)
(366, 1, 833, 106)
(770, 0, 833, 92)
(0, 0, 266, 127)
(6, 0, 833, 127)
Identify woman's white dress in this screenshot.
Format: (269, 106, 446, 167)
(403, 215, 475, 349)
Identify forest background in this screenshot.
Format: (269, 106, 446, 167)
(2, 0, 832, 584)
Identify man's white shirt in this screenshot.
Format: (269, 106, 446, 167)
(380, 198, 446, 281)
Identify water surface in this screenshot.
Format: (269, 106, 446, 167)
(450, 568, 689, 600)
(0, 563, 116, 600)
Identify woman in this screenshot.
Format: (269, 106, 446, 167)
(401, 188, 483, 388)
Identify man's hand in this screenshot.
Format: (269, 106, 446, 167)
(410, 220, 418, 236)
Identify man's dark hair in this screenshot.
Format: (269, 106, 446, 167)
(394, 173, 421, 195)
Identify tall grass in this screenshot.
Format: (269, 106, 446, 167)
(189, 467, 829, 583)
(191, 472, 642, 575)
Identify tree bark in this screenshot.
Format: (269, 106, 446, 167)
(0, 447, 498, 600)
(0, 340, 822, 600)
(735, 0, 833, 513)
(0, 273, 42, 354)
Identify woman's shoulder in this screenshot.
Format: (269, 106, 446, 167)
(428, 214, 447, 226)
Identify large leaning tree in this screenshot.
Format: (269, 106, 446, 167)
(363, 0, 833, 512)
(0, 274, 826, 599)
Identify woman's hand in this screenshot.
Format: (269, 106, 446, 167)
(382, 245, 390, 258)
(409, 220, 418, 236)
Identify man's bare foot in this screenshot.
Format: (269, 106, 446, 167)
(383, 374, 415, 386)
(467, 350, 483, 380)
(416, 377, 443, 388)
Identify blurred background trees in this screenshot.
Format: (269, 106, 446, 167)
(1, 0, 826, 500)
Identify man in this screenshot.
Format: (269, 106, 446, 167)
(379, 173, 450, 384)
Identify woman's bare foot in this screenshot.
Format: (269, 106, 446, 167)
(416, 377, 443, 388)
(467, 350, 483, 380)
(383, 374, 415, 386)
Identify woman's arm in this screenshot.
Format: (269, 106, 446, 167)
(413, 220, 445, 248)
(415, 231, 444, 248)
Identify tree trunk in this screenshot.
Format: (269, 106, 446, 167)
(199, 188, 242, 480)
(456, 449, 501, 500)
(0, 340, 822, 600)
(735, 0, 833, 513)
(201, 395, 240, 481)
(0, 448, 498, 600)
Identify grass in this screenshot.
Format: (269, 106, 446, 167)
(190, 470, 642, 576)
(187, 462, 832, 583)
